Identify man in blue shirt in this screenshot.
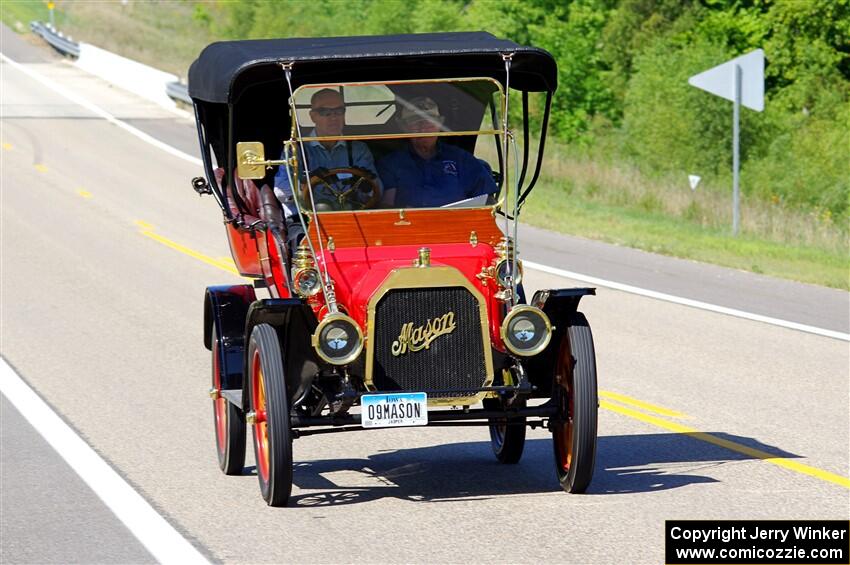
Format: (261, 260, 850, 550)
(274, 88, 380, 218)
(377, 96, 496, 208)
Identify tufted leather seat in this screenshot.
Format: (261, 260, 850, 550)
(214, 168, 283, 229)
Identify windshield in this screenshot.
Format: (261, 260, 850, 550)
(279, 78, 505, 213)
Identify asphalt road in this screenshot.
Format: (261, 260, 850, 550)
(2, 29, 848, 564)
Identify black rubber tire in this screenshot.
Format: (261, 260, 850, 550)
(552, 312, 598, 493)
(248, 323, 293, 507)
(483, 397, 526, 464)
(211, 324, 246, 475)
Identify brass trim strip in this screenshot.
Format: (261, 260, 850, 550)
(364, 266, 495, 407)
(299, 130, 504, 143)
(291, 77, 504, 143)
(308, 203, 499, 217)
(292, 76, 505, 100)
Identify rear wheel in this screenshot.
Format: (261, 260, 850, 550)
(552, 312, 598, 493)
(483, 397, 526, 464)
(248, 323, 293, 507)
(211, 324, 245, 475)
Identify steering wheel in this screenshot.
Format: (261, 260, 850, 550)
(300, 167, 381, 212)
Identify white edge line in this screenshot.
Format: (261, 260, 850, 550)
(5, 51, 846, 343)
(524, 260, 850, 342)
(0, 52, 203, 167)
(0, 357, 210, 565)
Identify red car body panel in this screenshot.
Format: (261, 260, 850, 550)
(307, 208, 505, 249)
(225, 223, 262, 277)
(319, 242, 505, 348)
(294, 207, 509, 350)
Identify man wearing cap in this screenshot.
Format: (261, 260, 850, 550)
(377, 96, 497, 208)
(274, 89, 381, 247)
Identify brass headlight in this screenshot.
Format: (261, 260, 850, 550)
(500, 305, 551, 357)
(293, 267, 322, 297)
(312, 313, 363, 365)
(494, 258, 523, 288)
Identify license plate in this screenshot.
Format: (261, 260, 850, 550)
(361, 392, 428, 428)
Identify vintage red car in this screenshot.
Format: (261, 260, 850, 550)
(188, 32, 598, 506)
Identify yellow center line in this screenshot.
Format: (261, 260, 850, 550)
(600, 400, 850, 489)
(599, 390, 688, 418)
(133, 220, 155, 230)
(34, 163, 48, 173)
(2, 142, 12, 150)
(77, 190, 93, 199)
(135, 222, 242, 277)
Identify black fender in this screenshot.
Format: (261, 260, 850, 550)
(243, 299, 320, 410)
(524, 288, 596, 397)
(204, 285, 256, 393)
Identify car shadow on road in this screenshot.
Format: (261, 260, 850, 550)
(286, 432, 800, 506)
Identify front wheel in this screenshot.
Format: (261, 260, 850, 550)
(551, 312, 598, 493)
(248, 323, 293, 507)
(483, 397, 526, 464)
(211, 324, 246, 475)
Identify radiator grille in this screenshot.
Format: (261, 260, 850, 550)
(371, 287, 487, 398)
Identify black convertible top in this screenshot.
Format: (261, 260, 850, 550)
(188, 31, 557, 103)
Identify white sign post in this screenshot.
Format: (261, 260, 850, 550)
(689, 49, 764, 235)
(688, 174, 701, 191)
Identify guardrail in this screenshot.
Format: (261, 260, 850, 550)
(166, 81, 191, 105)
(30, 21, 79, 58)
(29, 21, 191, 107)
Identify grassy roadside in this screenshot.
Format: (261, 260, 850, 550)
(519, 145, 849, 290)
(6, 2, 848, 290)
(55, 1, 210, 78)
(1, 1, 207, 77)
(0, 1, 55, 32)
(523, 188, 849, 290)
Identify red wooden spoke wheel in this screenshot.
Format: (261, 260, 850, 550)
(251, 349, 269, 482)
(551, 312, 598, 493)
(248, 324, 293, 507)
(211, 324, 245, 475)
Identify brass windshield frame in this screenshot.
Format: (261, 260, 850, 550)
(301, 130, 504, 143)
(287, 76, 509, 215)
(289, 76, 505, 142)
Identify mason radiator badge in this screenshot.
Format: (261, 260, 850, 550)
(391, 312, 457, 356)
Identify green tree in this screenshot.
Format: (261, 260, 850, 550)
(742, 102, 849, 220)
(529, 0, 617, 141)
(599, 0, 693, 116)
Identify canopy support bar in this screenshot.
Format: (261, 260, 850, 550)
(517, 90, 552, 209)
(282, 63, 339, 314)
(501, 52, 520, 310)
(517, 91, 530, 191)
(194, 103, 225, 212)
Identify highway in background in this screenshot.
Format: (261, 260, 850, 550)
(2, 28, 848, 564)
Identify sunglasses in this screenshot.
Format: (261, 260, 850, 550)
(312, 106, 346, 117)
